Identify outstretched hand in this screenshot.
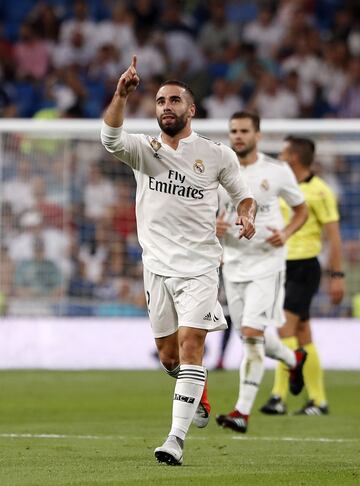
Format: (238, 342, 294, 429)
(116, 55, 140, 98)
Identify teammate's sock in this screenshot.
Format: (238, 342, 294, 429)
(264, 327, 296, 368)
(162, 363, 180, 379)
(303, 343, 327, 406)
(271, 336, 298, 401)
(235, 337, 265, 415)
(169, 364, 206, 440)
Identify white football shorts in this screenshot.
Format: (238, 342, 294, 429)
(143, 267, 227, 338)
(223, 271, 285, 331)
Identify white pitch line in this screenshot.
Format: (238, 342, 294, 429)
(0, 433, 358, 444)
(231, 436, 359, 443)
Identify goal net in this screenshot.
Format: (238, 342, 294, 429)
(0, 119, 359, 318)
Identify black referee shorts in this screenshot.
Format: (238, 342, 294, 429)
(284, 257, 321, 321)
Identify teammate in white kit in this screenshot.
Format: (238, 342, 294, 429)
(215, 111, 308, 433)
(101, 58, 256, 465)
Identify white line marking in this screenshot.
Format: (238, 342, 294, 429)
(0, 433, 358, 443)
(231, 436, 358, 443)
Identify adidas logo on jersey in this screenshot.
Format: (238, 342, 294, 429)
(203, 312, 212, 321)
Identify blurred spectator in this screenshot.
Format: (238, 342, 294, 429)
(198, 0, 239, 63)
(95, 2, 136, 56)
(348, 18, 360, 56)
(337, 57, 360, 117)
(281, 33, 322, 110)
(83, 163, 115, 221)
(122, 26, 166, 81)
(248, 71, 299, 118)
(318, 40, 348, 110)
(202, 77, 243, 118)
(78, 222, 110, 285)
(3, 159, 35, 215)
(111, 180, 137, 239)
(52, 27, 94, 69)
(0, 245, 14, 314)
(28, 2, 61, 45)
(0, 203, 19, 250)
(14, 236, 63, 298)
(32, 175, 64, 229)
(59, 0, 96, 47)
(9, 210, 72, 278)
(242, 6, 284, 59)
(156, 1, 205, 79)
(130, 0, 160, 30)
(13, 22, 50, 80)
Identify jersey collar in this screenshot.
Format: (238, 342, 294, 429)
(159, 130, 197, 147)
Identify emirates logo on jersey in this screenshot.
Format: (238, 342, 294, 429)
(193, 159, 205, 174)
(260, 179, 270, 191)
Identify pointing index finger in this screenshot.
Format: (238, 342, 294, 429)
(131, 55, 137, 69)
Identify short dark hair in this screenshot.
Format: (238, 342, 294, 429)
(159, 80, 195, 102)
(285, 136, 315, 167)
(230, 111, 261, 131)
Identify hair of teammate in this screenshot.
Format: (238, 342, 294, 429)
(285, 135, 316, 167)
(230, 111, 261, 132)
(159, 80, 195, 103)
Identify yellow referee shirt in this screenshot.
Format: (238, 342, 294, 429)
(281, 174, 339, 260)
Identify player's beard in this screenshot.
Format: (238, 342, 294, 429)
(232, 140, 256, 158)
(158, 112, 188, 136)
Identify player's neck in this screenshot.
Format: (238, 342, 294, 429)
(238, 149, 258, 167)
(161, 126, 192, 150)
(294, 166, 311, 183)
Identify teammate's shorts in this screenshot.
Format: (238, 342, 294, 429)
(284, 257, 321, 321)
(143, 267, 227, 338)
(223, 271, 285, 331)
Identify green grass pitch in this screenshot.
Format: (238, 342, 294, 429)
(0, 370, 359, 486)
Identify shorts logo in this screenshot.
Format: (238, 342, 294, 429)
(193, 159, 205, 174)
(260, 179, 270, 191)
(203, 312, 212, 321)
(174, 393, 195, 404)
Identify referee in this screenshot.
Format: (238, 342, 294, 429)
(261, 136, 345, 416)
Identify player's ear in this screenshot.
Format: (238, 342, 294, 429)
(189, 103, 196, 118)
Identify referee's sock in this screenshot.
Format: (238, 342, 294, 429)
(303, 342, 327, 406)
(169, 364, 206, 440)
(271, 336, 298, 401)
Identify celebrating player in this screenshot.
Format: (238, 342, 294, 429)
(101, 57, 256, 465)
(260, 136, 345, 416)
(216, 112, 308, 433)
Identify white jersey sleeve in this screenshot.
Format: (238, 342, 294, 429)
(101, 122, 142, 170)
(278, 162, 305, 207)
(218, 145, 253, 210)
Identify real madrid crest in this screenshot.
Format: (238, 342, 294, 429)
(150, 138, 162, 152)
(193, 159, 205, 174)
(260, 179, 269, 191)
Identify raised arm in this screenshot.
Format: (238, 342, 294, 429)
(104, 55, 140, 128)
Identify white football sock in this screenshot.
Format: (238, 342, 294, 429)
(236, 337, 265, 416)
(264, 327, 296, 368)
(162, 363, 180, 378)
(169, 364, 206, 440)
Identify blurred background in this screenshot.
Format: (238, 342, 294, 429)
(0, 0, 359, 368)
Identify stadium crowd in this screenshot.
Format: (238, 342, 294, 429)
(0, 0, 359, 318)
(0, 0, 359, 119)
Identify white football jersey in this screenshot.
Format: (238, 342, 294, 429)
(101, 122, 252, 277)
(219, 152, 304, 282)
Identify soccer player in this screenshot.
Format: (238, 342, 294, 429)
(260, 136, 345, 416)
(101, 57, 256, 465)
(215, 111, 308, 433)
